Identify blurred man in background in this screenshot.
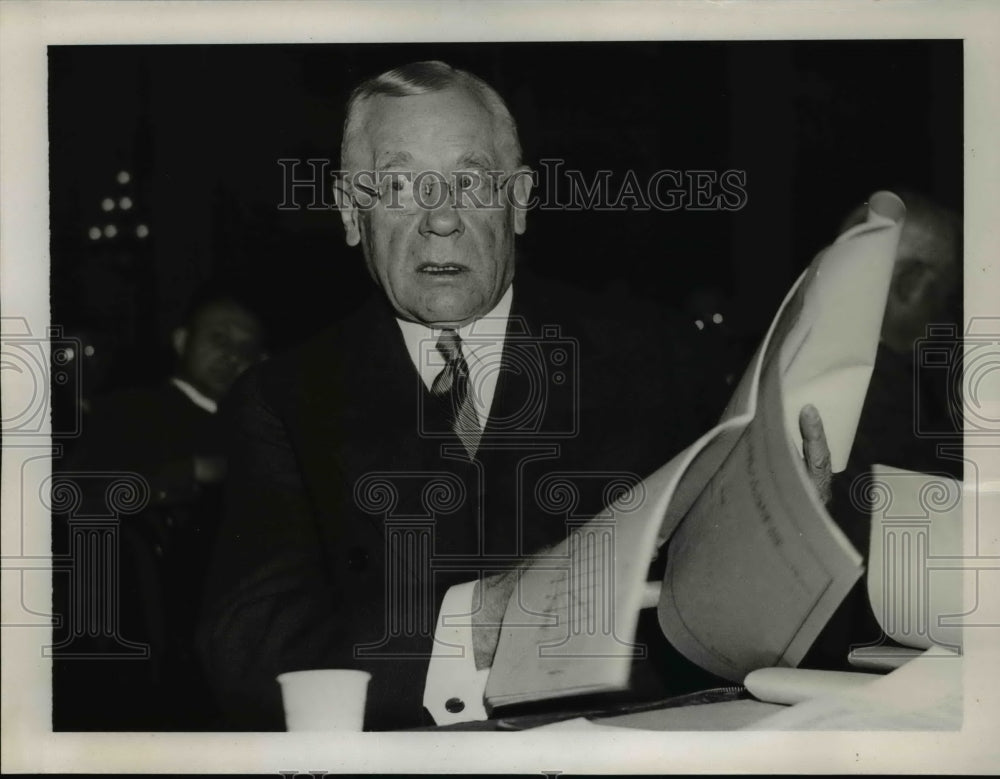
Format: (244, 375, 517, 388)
(54, 292, 267, 730)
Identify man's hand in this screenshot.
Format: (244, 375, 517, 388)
(799, 403, 833, 505)
(471, 568, 523, 670)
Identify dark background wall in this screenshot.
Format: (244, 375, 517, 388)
(48, 41, 962, 396)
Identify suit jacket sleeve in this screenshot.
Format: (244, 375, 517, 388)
(198, 367, 349, 730)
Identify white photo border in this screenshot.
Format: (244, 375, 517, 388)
(2, 0, 998, 773)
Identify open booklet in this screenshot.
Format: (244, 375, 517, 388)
(484, 191, 907, 710)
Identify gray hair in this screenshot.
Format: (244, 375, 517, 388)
(340, 60, 523, 173)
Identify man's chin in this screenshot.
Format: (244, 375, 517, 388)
(420, 312, 479, 329)
(406, 296, 487, 329)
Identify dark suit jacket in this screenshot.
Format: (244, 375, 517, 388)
(200, 274, 717, 731)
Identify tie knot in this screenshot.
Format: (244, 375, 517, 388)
(435, 329, 464, 363)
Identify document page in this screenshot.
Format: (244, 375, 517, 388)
(483, 450, 693, 707)
(656, 277, 865, 680)
(655, 192, 904, 680)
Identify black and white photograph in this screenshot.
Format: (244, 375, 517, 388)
(2, 1, 998, 774)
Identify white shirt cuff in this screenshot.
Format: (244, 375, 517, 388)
(422, 580, 490, 725)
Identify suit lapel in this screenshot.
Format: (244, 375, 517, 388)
(485, 279, 585, 441)
(293, 294, 479, 559)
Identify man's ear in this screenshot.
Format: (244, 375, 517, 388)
(171, 326, 188, 358)
(335, 178, 362, 247)
(888, 260, 929, 310)
(511, 166, 534, 236)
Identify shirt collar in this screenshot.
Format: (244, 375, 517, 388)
(170, 376, 218, 414)
(396, 284, 514, 388)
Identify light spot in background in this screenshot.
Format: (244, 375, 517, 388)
(695, 320, 705, 331)
(103, 224, 117, 238)
(101, 197, 115, 212)
(119, 196, 133, 210)
(117, 170, 131, 185)
(712, 312, 724, 325)
(87, 226, 101, 240)
(136, 223, 149, 239)
(84, 345, 95, 358)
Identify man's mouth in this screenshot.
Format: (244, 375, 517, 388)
(417, 263, 467, 275)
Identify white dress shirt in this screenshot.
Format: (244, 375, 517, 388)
(395, 284, 513, 430)
(394, 286, 514, 725)
(170, 376, 218, 414)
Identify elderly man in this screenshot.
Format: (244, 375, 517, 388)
(201, 61, 829, 731)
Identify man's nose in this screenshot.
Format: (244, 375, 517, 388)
(418, 199, 464, 237)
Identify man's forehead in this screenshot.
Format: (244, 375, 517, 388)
(361, 88, 501, 168)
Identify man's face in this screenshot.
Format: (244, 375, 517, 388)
(342, 87, 531, 327)
(176, 302, 264, 400)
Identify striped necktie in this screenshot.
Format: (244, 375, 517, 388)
(431, 329, 481, 459)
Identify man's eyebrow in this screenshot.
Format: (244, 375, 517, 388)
(456, 152, 498, 170)
(374, 151, 413, 169)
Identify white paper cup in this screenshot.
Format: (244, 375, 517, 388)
(276, 669, 372, 731)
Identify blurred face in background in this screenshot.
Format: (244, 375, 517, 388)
(340, 87, 532, 328)
(173, 300, 265, 400)
(881, 210, 960, 355)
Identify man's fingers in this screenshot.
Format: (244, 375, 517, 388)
(471, 570, 521, 670)
(799, 404, 833, 505)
